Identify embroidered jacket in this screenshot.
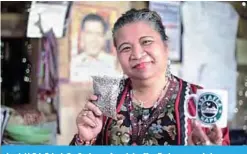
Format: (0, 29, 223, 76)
(70, 76, 230, 145)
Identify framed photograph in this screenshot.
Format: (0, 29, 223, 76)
(69, 3, 121, 82)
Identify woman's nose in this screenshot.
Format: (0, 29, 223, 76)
(131, 44, 145, 60)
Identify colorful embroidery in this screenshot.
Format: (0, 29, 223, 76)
(108, 76, 179, 145)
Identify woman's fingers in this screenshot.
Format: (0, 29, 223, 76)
(207, 124, 223, 145)
(87, 110, 97, 121)
(82, 114, 97, 127)
(189, 121, 223, 145)
(77, 100, 102, 128)
(84, 101, 102, 116)
(191, 120, 211, 145)
(89, 95, 98, 101)
(77, 111, 97, 128)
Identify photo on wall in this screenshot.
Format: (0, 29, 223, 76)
(69, 2, 122, 82)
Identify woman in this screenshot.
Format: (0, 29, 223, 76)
(70, 9, 230, 145)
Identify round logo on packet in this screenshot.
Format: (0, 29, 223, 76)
(198, 93, 223, 124)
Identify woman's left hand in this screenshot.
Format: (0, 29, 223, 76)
(188, 120, 223, 145)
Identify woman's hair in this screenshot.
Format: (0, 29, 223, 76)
(112, 8, 168, 47)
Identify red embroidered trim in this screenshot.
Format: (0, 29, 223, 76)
(174, 78, 183, 145)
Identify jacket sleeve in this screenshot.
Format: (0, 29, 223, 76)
(69, 135, 77, 145)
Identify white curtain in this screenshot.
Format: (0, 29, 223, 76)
(181, 2, 239, 121)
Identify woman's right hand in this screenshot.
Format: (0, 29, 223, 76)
(76, 95, 103, 141)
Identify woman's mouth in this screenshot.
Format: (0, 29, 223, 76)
(133, 62, 152, 69)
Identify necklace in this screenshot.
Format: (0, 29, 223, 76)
(131, 90, 162, 121)
(130, 79, 169, 121)
(131, 90, 145, 108)
(127, 78, 175, 145)
(130, 79, 169, 109)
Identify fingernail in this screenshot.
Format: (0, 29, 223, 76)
(95, 94, 100, 101)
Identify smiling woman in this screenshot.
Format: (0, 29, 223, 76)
(114, 21, 168, 82)
(69, 8, 230, 146)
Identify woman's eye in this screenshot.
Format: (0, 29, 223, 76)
(142, 40, 153, 45)
(120, 47, 131, 52)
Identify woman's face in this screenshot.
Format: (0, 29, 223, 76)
(115, 21, 168, 80)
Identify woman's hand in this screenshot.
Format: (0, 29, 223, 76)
(76, 95, 103, 141)
(188, 120, 223, 145)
